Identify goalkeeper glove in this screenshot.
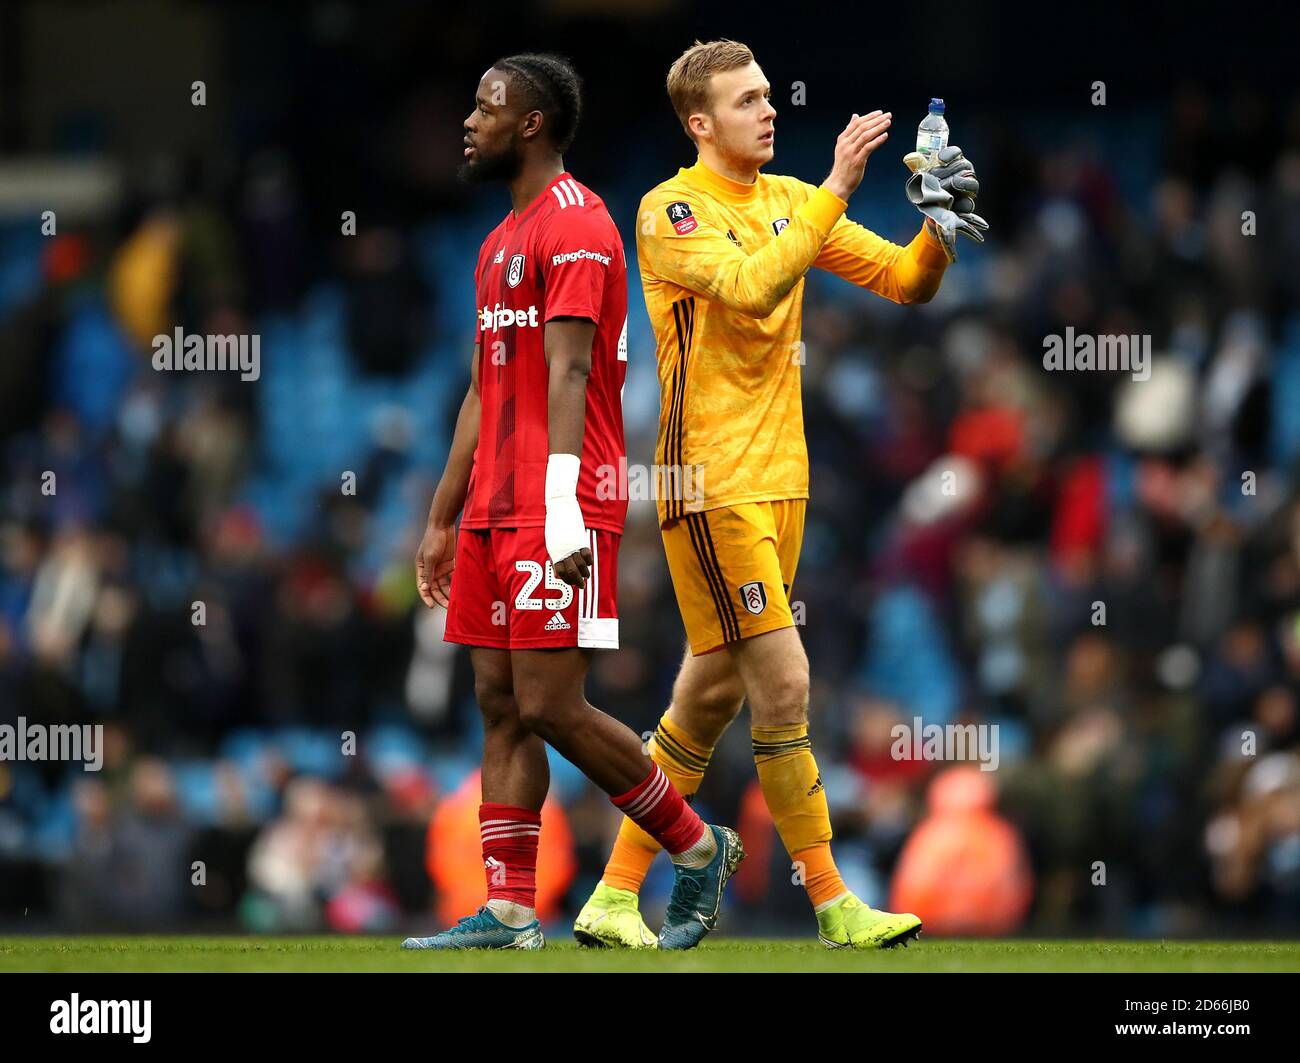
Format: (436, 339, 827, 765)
(903, 145, 988, 262)
(926, 145, 982, 216)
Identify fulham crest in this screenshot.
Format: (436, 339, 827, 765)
(739, 581, 768, 616)
(506, 253, 526, 288)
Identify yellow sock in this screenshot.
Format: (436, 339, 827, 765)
(793, 843, 848, 909)
(602, 715, 714, 894)
(752, 723, 847, 908)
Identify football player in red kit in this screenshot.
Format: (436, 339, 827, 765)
(404, 54, 742, 951)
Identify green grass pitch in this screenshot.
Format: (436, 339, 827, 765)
(2, 937, 1298, 973)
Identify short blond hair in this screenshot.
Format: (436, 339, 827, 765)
(666, 39, 755, 142)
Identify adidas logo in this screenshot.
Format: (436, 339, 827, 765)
(543, 612, 570, 631)
(806, 775, 824, 797)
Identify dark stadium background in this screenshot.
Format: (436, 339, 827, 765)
(1, 0, 1299, 937)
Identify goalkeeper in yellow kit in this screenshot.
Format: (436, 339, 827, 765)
(574, 40, 986, 949)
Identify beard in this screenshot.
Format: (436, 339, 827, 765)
(458, 139, 524, 185)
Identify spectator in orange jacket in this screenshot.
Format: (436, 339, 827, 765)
(890, 766, 1034, 935)
(427, 771, 576, 926)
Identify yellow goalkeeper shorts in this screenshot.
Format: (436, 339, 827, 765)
(661, 499, 805, 656)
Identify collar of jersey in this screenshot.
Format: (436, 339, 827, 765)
(506, 171, 573, 228)
(682, 159, 761, 202)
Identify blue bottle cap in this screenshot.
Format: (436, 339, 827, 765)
(929, 98, 945, 113)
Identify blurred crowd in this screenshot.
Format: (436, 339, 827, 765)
(3, 71, 1300, 937)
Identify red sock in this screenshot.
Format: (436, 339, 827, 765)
(611, 765, 707, 855)
(479, 803, 541, 907)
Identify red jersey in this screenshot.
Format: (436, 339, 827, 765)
(462, 172, 628, 534)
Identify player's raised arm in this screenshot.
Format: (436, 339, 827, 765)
(812, 141, 987, 303)
(812, 211, 950, 305)
(823, 109, 893, 202)
(639, 111, 892, 319)
(416, 342, 481, 608)
(543, 317, 597, 590)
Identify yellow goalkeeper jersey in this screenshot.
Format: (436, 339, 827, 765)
(638, 158, 950, 524)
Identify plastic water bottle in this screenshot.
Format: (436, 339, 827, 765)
(916, 98, 948, 170)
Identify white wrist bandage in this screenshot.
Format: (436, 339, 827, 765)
(544, 453, 587, 566)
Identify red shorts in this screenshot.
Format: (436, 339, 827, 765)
(444, 525, 620, 650)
